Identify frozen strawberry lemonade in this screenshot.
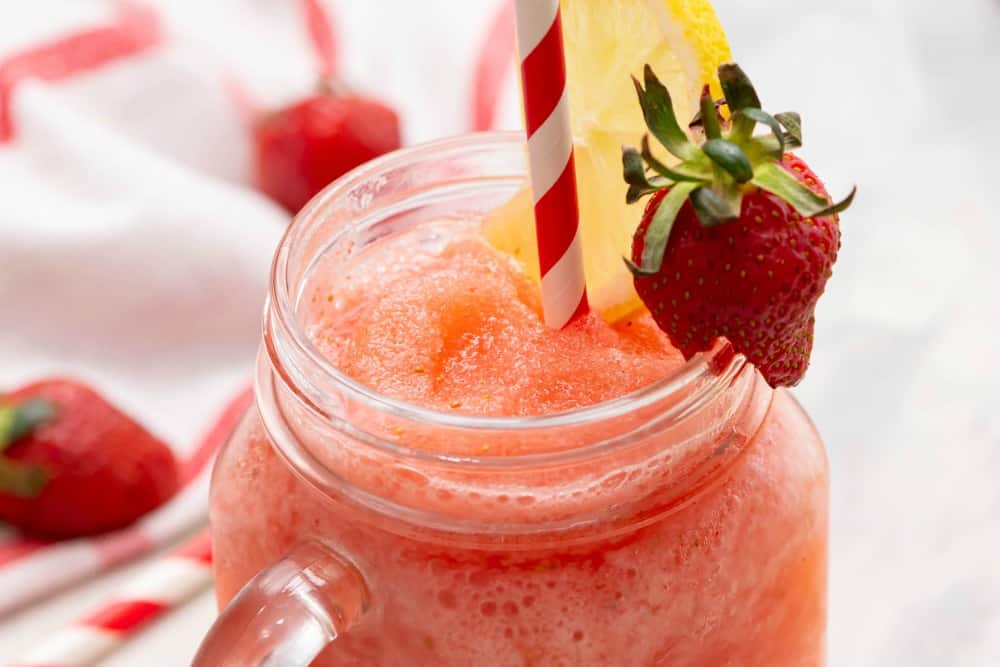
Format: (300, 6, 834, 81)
(201, 0, 850, 663)
(209, 216, 828, 666)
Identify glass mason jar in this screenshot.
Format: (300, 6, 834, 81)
(193, 134, 828, 667)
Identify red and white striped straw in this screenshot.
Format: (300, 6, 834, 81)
(9, 529, 213, 667)
(514, 0, 588, 328)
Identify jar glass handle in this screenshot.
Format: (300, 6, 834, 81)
(192, 541, 369, 667)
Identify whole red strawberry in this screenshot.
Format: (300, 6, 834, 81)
(0, 379, 179, 538)
(623, 64, 854, 387)
(254, 89, 402, 214)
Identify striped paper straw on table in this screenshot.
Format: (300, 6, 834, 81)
(8, 529, 213, 667)
(514, 0, 588, 328)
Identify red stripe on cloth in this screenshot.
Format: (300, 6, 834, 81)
(0, 537, 52, 566)
(79, 599, 167, 633)
(519, 12, 567, 137)
(180, 386, 253, 485)
(172, 529, 212, 565)
(0, 1, 161, 142)
(300, 0, 340, 80)
(471, 0, 515, 131)
(224, 75, 258, 129)
(533, 152, 581, 275)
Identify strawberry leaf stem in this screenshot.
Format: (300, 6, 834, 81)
(751, 162, 831, 216)
(626, 181, 666, 205)
(623, 146, 653, 186)
(640, 136, 710, 183)
(775, 112, 803, 148)
(733, 108, 785, 156)
(691, 186, 741, 227)
(718, 63, 762, 141)
(702, 139, 754, 183)
(633, 66, 697, 161)
(699, 86, 722, 140)
(623, 146, 670, 203)
(688, 99, 725, 129)
(629, 181, 700, 275)
(813, 185, 857, 217)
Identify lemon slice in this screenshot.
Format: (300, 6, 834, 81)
(486, 0, 732, 322)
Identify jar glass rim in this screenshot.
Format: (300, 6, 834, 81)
(266, 132, 742, 447)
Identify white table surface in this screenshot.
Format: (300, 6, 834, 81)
(2, 0, 1000, 665)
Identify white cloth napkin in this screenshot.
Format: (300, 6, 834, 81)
(0, 0, 510, 615)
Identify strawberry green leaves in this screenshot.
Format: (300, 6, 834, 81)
(698, 85, 723, 141)
(733, 108, 786, 156)
(690, 185, 741, 226)
(691, 85, 749, 224)
(751, 163, 827, 214)
(632, 65, 698, 161)
(623, 61, 855, 263)
(717, 64, 761, 111)
(625, 182, 700, 275)
(702, 139, 753, 183)
(815, 185, 857, 217)
(752, 163, 857, 218)
(622, 145, 666, 204)
(718, 63, 761, 142)
(623, 137, 709, 204)
(775, 112, 802, 148)
(641, 136, 710, 184)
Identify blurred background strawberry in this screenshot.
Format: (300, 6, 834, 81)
(254, 87, 400, 214)
(0, 379, 179, 539)
(252, 0, 401, 213)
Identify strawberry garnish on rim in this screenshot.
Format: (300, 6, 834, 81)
(623, 63, 855, 387)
